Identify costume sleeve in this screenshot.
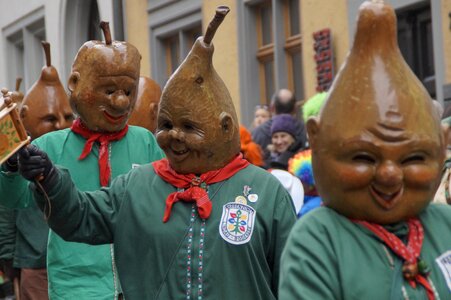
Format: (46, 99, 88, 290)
(0, 137, 54, 209)
(30, 167, 129, 245)
(0, 204, 16, 261)
(270, 191, 297, 294)
(0, 167, 32, 208)
(278, 213, 340, 299)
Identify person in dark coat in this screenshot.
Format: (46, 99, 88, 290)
(251, 89, 306, 161)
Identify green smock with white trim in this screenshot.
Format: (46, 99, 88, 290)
(32, 163, 296, 299)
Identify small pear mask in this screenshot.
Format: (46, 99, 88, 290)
(20, 42, 73, 139)
(306, 0, 446, 224)
(156, 6, 240, 174)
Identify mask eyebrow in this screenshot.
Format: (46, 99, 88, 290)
(367, 122, 409, 142)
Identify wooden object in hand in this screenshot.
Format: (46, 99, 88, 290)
(0, 88, 30, 164)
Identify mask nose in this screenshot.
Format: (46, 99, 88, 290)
(169, 128, 185, 142)
(111, 91, 130, 112)
(375, 160, 403, 188)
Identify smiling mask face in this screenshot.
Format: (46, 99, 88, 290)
(68, 41, 141, 133)
(306, 0, 446, 224)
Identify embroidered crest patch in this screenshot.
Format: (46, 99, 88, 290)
(219, 202, 256, 245)
(436, 250, 451, 291)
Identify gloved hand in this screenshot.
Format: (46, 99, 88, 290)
(1, 154, 19, 173)
(18, 145, 58, 191)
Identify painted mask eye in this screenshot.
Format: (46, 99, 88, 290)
(161, 121, 173, 130)
(352, 154, 376, 164)
(183, 123, 195, 131)
(402, 154, 425, 165)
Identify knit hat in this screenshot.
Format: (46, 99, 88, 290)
(271, 114, 296, 137)
(288, 149, 318, 196)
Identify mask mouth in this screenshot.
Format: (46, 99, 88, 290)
(103, 110, 127, 124)
(370, 184, 403, 210)
(167, 146, 190, 162)
(172, 148, 188, 155)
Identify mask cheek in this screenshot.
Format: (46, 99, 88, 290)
(404, 164, 441, 189)
(155, 132, 169, 148)
(333, 163, 374, 192)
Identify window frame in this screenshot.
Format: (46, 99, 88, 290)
(148, 0, 202, 87)
(238, 0, 303, 127)
(3, 7, 46, 92)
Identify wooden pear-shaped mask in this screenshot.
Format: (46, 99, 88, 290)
(306, 0, 446, 224)
(156, 6, 240, 174)
(20, 41, 73, 139)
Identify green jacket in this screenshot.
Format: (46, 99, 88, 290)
(32, 163, 296, 299)
(0, 126, 164, 299)
(279, 205, 451, 299)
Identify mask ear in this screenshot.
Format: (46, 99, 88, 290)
(19, 104, 29, 120)
(219, 112, 235, 142)
(67, 72, 80, 93)
(306, 116, 320, 149)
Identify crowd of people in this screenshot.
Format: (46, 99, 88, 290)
(0, 2, 450, 300)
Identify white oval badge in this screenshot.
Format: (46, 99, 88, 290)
(248, 194, 258, 202)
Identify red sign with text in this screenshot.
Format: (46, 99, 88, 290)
(313, 28, 334, 92)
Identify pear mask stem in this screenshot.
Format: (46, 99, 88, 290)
(41, 41, 51, 67)
(203, 6, 230, 45)
(100, 21, 112, 45)
(15, 77, 22, 92)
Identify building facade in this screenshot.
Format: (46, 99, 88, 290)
(1, 0, 450, 127)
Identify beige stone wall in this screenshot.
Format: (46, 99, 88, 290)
(124, 0, 151, 77)
(300, 0, 350, 100)
(442, 0, 451, 83)
(202, 1, 241, 119)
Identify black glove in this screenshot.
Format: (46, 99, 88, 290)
(2, 154, 19, 173)
(18, 145, 58, 191)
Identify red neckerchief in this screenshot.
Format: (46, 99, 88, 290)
(353, 218, 434, 300)
(152, 154, 249, 223)
(71, 118, 128, 187)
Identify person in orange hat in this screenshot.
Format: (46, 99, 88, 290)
(239, 125, 264, 167)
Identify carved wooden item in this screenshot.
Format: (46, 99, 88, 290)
(0, 89, 29, 164)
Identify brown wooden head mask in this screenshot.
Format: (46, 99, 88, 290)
(306, 0, 446, 224)
(155, 6, 240, 174)
(20, 42, 73, 139)
(68, 21, 141, 133)
(128, 76, 161, 133)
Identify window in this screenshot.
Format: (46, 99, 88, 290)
(161, 25, 202, 80)
(397, 4, 435, 97)
(238, 0, 303, 126)
(88, 0, 102, 41)
(3, 8, 45, 92)
(256, 1, 275, 103)
(148, 0, 202, 87)
(284, 0, 302, 101)
(64, 0, 102, 83)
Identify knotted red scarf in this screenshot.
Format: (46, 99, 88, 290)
(353, 218, 434, 299)
(153, 154, 249, 222)
(71, 118, 128, 187)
